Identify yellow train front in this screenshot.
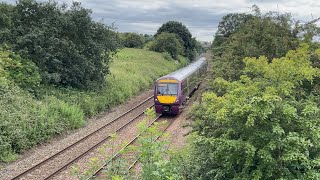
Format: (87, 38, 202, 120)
(154, 57, 207, 115)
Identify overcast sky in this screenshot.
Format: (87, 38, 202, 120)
(4, 0, 320, 41)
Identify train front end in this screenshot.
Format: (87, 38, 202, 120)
(154, 78, 181, 115)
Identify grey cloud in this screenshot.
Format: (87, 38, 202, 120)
(3, 0, 320, 41)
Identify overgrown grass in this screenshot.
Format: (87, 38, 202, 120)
(0, 48, 183, 162)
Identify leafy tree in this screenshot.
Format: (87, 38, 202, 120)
(121, 32, 145, 48)
(142, 34, 154, 44)
(212, 10, 299, 81)
(213, 13, 254, 47)
(149, 32, 184, 59)
(7, 0, 120, 88)
(187, 44, 320, 179)
(0, 3, 14, 44)
(156, 21, 196, 60)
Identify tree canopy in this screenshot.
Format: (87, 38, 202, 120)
(155, 21, 196, 60)
(121, 32, 145, 48)
(1, 0, 121, 89)
(212, 10, 299, 81)
(149, 32, 184, 59)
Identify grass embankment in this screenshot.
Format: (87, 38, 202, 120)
(0, 48, 184, 163)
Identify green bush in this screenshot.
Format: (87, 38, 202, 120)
(162, 52, 174, 61)
(0, 59, 85, 162)
(7, 0, 120, 88)
(212, 9, 299, 81)
(0, 50, 41, 93)
(149, 32, 184, 59)
(155, 21, 196, 60)
(121, 32, 145, 48)
(187, 44, 320, 179)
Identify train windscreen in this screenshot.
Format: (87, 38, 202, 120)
(157, 83, 178, 95)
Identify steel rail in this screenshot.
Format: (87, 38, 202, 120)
(44, 105, 155, 180)
(11, 96, 154, 180)
(127, 117, 174, 171)
(87, 114, 162, 180)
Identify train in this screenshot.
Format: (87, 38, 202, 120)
(154, 56, 208, 115)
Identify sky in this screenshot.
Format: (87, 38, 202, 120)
(3, 0, 320, 42)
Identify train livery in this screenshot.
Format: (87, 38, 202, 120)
(154, 57, 207, 115)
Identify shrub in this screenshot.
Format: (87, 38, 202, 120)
(149, 32, 184, 59)
(121, 32, 145, 48)
(8, 0, 120, 88)
(0, 50, 41, 93)
(0, 72, 85, 162)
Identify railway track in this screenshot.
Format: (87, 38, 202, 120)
(88, 115, 175, 179)
(10, 96, 154, 180)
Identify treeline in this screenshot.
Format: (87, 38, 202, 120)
(98, 6, 320, 179)
(120, 21, 204, 61)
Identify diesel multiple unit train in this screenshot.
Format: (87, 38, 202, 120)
(154, 57, 207, 115)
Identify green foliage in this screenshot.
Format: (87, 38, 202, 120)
(188, 44, 320, 179)
(0, 50, 41, 93)
(162, 52, 174, 61)
(0, 3, 13, 44)
(121, 32, 145, 48)
(213, 13, 254, 47)
(0, 75, 85, 162)
(7, 0, 120, 88)
(212, 8, 299, 81)
(129, 110, 183, 180)
(155, 21, 196, 60)
(149, 32, 184, 59)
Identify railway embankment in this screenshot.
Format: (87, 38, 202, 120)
(0, 48, 185, 167)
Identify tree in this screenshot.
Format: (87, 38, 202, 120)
(7, 0, 120, 88)
(149, 32, 184, 59)
(187, 44, 320, 179)
(0, 3, 14, 44)
(121, 32, 145, 48)
(213, 13, 254, 47)
(212, 10, 299, 81)
(156, 21, 196, 60)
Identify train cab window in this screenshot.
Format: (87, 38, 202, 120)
(157, 83, 178, 95)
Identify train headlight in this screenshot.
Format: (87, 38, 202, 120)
(155, 98, 158, 101)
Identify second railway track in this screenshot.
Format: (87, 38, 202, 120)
(10, 96, 154, 180)
(88, 114, 176, 179)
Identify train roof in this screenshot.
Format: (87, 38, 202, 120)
(158, 56, 207, 82)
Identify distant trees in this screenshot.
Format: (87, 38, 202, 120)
(1, 0, 121, 89)
(155, 21, 196, 60)
(149, 32, 183, 59)
(121, 32, 145, 48)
